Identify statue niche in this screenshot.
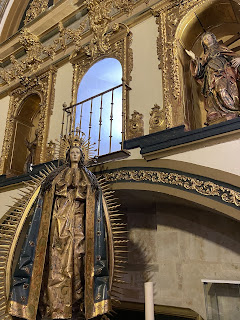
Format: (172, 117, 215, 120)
(186, 32, 240, 125)
(7, 94, 41, 176)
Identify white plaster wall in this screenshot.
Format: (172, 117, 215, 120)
(163, 139, 240, 176)
(130, 17, 163, 135)
(0, 95, 10, 153)
(48, 62, 73, 142)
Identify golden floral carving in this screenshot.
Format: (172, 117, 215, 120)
(127, 110, 144, 139)
(24, 0, 49, 25)
(149, 104, 166, 134)
(85, 0, 113, 58)
(58, 21, 87, 54)
(0, 67, 57, 174)
(0, 29, 55, 84)
(84, 0, 134, 58)
(102, 168, 240, 207)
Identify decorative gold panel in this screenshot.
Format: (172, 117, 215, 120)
(149, 104, 166, 134)
(127, 110, 144, 139)
(0, 67, 57, 175)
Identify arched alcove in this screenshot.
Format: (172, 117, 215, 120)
(114, 187, 240, 318)
(76, 58, 123, 156)
(176, 0, 240, 129)
(8, 93, 41, 175)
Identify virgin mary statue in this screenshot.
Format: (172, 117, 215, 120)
(6, 132, 121, 320)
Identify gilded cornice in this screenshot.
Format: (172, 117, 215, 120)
(0, 0, 156, 91)
(101, 167, 240, 209)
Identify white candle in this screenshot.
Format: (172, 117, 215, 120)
(144, 282, 155, 320)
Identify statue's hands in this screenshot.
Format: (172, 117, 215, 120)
(231, 57, 240, 69)
(185, 49, 196, 60)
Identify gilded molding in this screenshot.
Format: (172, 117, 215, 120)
(127, 110, 144, 139)
(102, 168, 240, 208)
(0, 67, 57, 174)
(24, 0, 49, 25)
(149, 104, 166, 134)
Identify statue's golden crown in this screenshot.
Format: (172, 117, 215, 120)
(59, 128, 94, 162)
(69, 131, 84, 149)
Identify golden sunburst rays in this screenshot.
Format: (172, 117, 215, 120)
(0, 163, 56, 320)
(57, 128, 97, 164)
(98, 176, 128, 305)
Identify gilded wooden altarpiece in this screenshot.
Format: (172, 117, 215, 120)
(152, 0, 234, 129)
(0, 67, 57, 175)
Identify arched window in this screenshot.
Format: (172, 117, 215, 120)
(76, 58, 123, 156)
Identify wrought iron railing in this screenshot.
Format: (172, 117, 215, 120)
(61, 83, 130, 156)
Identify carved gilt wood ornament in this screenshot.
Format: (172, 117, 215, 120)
(149, 104, 166, 133)
(0, 0, 136, 85)
(127, 110, 144, 139)
(153, 0, 217, 129)
(24, 0, 49, 25)
(0, 67, 57, 175)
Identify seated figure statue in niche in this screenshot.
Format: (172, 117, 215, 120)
(186, 32, 240, 124)
(7, 132, 124, 320)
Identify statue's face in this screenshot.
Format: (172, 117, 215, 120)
(202, 33, 215, 47)
(70, 147, 81, 163)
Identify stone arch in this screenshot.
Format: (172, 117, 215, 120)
(93, 158, 240, 222)
(113, 186, 240, 318)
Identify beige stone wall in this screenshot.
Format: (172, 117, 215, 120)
(48, 62, 73, 143)
(163, 138, 240, 176)
(117, 190, 240, 319)
(130, 17, 163, 135)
